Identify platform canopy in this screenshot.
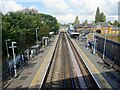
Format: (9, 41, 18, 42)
(49, 32, 54, 35)
(69, 31, 79, 35)
(31, 45, 40, 49)
(42, 37, 49, 39)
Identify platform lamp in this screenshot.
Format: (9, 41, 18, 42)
(102, 30, 108, 60)
(5, 39, 11, 74)
(9, 41, 17, 77)
(93, 32, 97, 55)
(36, 28, 39, 45)
(5, 39, 11, 59)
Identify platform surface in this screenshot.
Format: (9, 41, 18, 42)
(5, 35, 58, 90)
(29, 34, 59, 89)
(73, 38, 120, 89)
(69, 36, 112, 89)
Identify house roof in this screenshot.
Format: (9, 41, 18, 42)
(96, 22, 111, 27)
(75, 23, 94, 28)
(84, 24, 94, 28)
(76, 24, 83, 28)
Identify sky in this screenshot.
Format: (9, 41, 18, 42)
(0, 0, 119, 24)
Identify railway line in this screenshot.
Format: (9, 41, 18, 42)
(42, 32, 79, 89)
(41, 32, 105, 90)
(29, 31, 112, 90)
(66, 33, 99, 89)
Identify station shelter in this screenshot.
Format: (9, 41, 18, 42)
(42, 37, 49, 48)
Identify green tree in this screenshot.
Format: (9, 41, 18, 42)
(2, 8, 60, 58)
(83, 19, 88, 26)
(95, 7, 100, 23)
(74, 15, 80, 26)
(113, 20, 119, 27)
(107, 21, 112, 25)
(38, 24, 50, 40)
(95, 7, 106, 23)
(99, 12, 106, 22)
(118, 23, 120, 27)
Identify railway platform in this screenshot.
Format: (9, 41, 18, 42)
(72, 38, 120, 89)
(4, 35, 59, 90)
(28, 34, 59, 89)
(4, 32, 120, 90)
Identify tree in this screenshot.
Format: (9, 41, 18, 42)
(21, 8, 38, 14)
(83, 19, 88, 26)
(95, 7, 100, 23)
(95, 7, 106, 23)
(113, 20, 119, 27)
(38, 24, 50, 40)
(99, 12, 106, 22)
(2, 8, 60, 58)
(74, 15, 80, 26)
(118, 23, 120, 27)
(107, 21, 112, 25)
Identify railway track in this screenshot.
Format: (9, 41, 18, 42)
(66, 33, 99, 89)
(41, 32, 110, 90)
(42, 32, 79, 90)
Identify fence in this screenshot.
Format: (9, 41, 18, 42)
(96, 36, 120, 67)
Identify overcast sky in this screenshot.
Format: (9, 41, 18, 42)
(0, 0, 119, 24)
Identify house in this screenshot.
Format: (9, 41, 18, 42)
(74, 23, 94, 32)
(95, 22, 112, 34)
(74, 23, 94, 39)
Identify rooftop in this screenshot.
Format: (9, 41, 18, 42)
(96, 22, 111, 27)
(75, 23, 94, 28)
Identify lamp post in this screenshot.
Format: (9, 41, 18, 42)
(5, 39, 11, 74)
(9, 41, 17, 77)
(102, 30, 108, 60)
(5, 39, 11, 59)
(36, 28, 39, 45)
(93, 35, 96, 55)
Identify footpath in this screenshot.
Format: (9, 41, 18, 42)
(73, 38, 120, 89)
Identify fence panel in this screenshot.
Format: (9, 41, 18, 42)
(96, 36, 120, 67)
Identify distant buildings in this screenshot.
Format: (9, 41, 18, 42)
(74, 23, 94, 32)
(74, 22, 120, 34)
(95, 22, 112, 34)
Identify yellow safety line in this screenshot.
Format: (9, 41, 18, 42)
(29, 35, 59, 89)
(29, 48, 51, 88)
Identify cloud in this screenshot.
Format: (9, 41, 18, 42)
(69, 0, 101, 15)
(69, 0, 119, 15)
(0, 0, 119, 23)
(41, 0, 119, 23)
(55, 14, 76, 24)
(0, 0, 40, 14)
(42, 0, 71, 15)
(107, 15, 118, 22)
(103, 1, 118, 15)
(55, 13, 96, 24)
(29, 6, 37, 9)
(0, 1, 23, 14)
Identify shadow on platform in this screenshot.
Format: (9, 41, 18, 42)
(3, 70, 120, 90)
